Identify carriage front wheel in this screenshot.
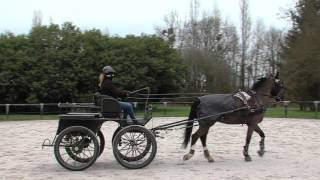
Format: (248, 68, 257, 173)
(54, 126, 100, 171)
(112, 125, 157, 169)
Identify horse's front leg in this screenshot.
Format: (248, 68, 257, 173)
(200, 131, 214, 162)
(255, 125, 266, 157)
(243, 124, 256, 162)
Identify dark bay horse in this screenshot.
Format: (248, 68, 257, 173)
(182, 74, 284, 162)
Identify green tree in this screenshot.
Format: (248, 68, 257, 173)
(0, 33, 30, 103)
(281, 0, 320, 100)
(25, 23, 82, 102)
(0, 23, 186, 103)
(102, 35, 185, 93)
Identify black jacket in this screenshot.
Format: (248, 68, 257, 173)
(99, 79, 127, 99)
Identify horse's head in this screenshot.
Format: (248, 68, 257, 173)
(252, 73, 285, 102)
(270, 72, 285, 102)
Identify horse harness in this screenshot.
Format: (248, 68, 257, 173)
(233, 90, 267, 124)
(246, 90, 267, 114)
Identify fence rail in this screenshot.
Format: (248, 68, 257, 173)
(0, 100, 319, 120)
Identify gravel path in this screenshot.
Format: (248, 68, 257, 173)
(0, 117, 319, 180)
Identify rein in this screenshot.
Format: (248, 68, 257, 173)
(248, 90, 282, 115)
(253, 90, 280, 99)
(257, 93, 272, 97)
(257, 93, 282, 102)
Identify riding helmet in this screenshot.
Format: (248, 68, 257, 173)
(102, 66, 115, 74)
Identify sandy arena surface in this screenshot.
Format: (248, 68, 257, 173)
(0, 117, 320, 180)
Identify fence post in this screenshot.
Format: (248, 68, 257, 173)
(40, 103, 44, 119)
(163, 102, 168, 116)
(314, 101, 319, 119)
(283, 101, 290, 118)
(5, 104, 10, 119)
(133, 102, 138, 108)
(133, 102, 138, 114)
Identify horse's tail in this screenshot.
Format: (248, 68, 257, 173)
(182, 98, 200, 149)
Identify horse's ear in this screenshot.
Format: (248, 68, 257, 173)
(265, 71, 273, 78)
(275, 72, 279, 79)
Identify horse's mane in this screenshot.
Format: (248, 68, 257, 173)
(251, 77, 267, 91)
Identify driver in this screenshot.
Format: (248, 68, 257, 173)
(98, 66, 136, 120)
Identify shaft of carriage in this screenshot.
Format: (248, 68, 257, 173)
(151, 106, 249, 131)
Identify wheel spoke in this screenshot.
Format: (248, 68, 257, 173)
(123, 133, 131, 141)
(136, 146, 147, 153)
(119, 144, 131, 151)
(129, 132, 134, 140)
(82, 150, 90, 159)
(124, 147, 133, 157)
(135, 133, 144, 141)
(135, 147, 142, 155)
(136, 139, 147, 146)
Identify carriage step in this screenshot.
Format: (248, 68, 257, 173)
(123, 119, 145, 126)
(135, 119, 145, 125)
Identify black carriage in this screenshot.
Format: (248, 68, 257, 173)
(42, 91, 157, 171)
(42, 89, 256, 171)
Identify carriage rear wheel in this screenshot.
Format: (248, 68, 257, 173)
(54, 126, 100, 171)
(112, 125, 157, 169)
(97, 130, 105, 156)
(64, 130, 104, 163)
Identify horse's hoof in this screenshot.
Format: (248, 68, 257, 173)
(204, 150, 214, 162)
(207, 158, 215, 163)
(183, 154, 193, 161)
(244, 156, 252, 162)
(257, 150, 265, 157)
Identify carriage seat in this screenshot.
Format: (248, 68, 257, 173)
(94, 92, 121, 118)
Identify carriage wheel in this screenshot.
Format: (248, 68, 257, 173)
(97, 130, 105, 156)
(64, 129, 104, 163)
(54, 126, 99, 171)
(112, 125, 157, 169)
(112, 126, 152, 162)
(112, 126, 122, 143)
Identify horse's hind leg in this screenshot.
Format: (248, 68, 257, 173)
(200, 129, 214, 162)
(183, 126, 208, 161)
(183, 129, 199, 161)
(255, 125, 266, 157)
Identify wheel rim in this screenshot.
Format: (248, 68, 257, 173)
(117, 130, 151, 161)
(97, 130, 105, 156)
(54, 126, 99, 171)
(113, 126, 157, 169)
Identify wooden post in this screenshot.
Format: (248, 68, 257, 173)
(40, 103, 44, 119)
(133, 102, 138, 114)
(283, 101, 290, 118)
(314, 101, 319, 119)
(5, 104, 10, 119)
(163, 102, 168, 116)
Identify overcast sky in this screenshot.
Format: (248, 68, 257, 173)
(0, 0, 297, 36)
